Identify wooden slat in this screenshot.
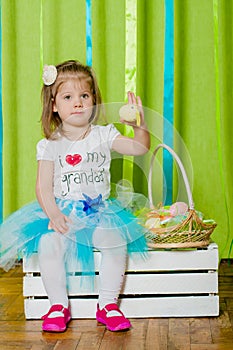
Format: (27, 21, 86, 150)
(168, 318, 190, 350)
(23, 272, 218, 297)
(116, 319, 147, 349)
(145, 319, 169, 350)
(189, 317, 212, 344)
(24, 296, 219, 319)
(23, 243, 218, 273)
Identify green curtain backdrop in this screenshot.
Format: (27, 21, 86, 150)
(1, 0, 232, 258)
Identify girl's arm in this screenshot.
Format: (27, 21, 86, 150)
(36, 160, 70, 233)
(112, 92, 150, 156)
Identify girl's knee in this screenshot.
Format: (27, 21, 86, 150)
(93, 227, 127, 252)
(38, 232, 65, 257)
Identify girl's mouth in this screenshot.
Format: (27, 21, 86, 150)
(72, 110, 84, 115)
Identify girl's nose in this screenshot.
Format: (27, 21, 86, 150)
(74, 98, 83, 108)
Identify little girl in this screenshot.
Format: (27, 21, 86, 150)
(0, 60, 150, 332)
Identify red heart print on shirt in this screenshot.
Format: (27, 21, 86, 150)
(65, 154, 82, 166)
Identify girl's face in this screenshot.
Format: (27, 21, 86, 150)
(53, 78, 94, 128)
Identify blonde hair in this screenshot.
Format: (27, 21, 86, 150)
(41, 60, 102, 139)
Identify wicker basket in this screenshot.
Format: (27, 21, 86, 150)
(146, 144, 217, 249)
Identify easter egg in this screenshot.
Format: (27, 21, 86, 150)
(170, 202, 188, 216)
(119, 104, 140, 125)
(145, 217, 161, 229)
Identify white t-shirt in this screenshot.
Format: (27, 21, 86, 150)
(36, 124, 120, 201)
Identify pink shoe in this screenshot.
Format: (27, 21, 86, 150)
(96, 303, 131, 331)
(41, 304, 71, 332)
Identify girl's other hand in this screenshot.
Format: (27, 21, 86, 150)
(48, 213, 72, 234)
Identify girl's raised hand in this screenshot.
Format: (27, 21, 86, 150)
(113, 91, 150, 155)
(125, 91, 145, 127)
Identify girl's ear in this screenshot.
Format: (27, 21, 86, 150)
(52, 98, 57, 112)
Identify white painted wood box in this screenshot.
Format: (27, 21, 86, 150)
(23, 242, 219, 319)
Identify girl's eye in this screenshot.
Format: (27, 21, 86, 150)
(64, 95, 71, 100)
(82, 93, 90, 99)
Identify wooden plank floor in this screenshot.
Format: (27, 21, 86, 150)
(0, 260, 233, 349)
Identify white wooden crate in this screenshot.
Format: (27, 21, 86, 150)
(23, 242, 219, 319)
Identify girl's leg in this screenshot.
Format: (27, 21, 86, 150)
(93, 227, 131, 331)
(92, 227, 127, 309)
(38, 232, 69, 308)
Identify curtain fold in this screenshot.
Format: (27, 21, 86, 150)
(0, 2, 2, 222)
(1, 0, 232, 257)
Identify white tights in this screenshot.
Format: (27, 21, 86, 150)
(38, 227, 127, 310)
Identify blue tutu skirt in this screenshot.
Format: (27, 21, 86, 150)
(0, 193, 149, 278)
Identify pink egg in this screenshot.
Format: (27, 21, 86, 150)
(170, 202, 188, 216)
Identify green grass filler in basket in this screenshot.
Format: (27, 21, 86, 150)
(144, 144, 217, 249)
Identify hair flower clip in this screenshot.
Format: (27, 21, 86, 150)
(42, 65, 57, 86)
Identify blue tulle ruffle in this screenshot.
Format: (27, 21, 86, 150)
(0, 194, 148, 279)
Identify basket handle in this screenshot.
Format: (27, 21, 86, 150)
(148, 143, 195, 210)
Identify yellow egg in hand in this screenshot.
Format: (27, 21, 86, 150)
(119, 104, 140, 126)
